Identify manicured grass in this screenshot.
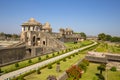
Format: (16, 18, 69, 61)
(95, 42, 120, 54)
(24, 52, 86, 80)
(80, 63, 99, 80)
(24, 44, 98, 80)
(80, 63, 120, 80)
(64, 40, 93, 48)
(107, 70, 120, 80)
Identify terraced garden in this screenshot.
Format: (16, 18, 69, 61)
(95, 42, 120, 54)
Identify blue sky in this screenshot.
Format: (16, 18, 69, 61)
(0, 0, 120, 36)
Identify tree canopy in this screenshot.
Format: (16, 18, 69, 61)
(98, 33, 120, 42)
(80, 32, 86, 40)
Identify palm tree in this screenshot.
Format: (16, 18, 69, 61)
(97, 64, 106, 75)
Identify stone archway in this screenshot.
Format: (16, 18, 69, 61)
(33, 36, 36, 46)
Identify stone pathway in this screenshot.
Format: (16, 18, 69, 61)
(0, 42, 97, 80)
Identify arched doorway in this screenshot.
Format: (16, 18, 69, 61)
(33, 36, 36, 46)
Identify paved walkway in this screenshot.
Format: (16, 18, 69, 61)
(0, 42, 97, 80)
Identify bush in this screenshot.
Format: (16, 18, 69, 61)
(57, 52, 59, 55)
(68, 56, 71, 59)
(79, 62, 87, 72)
(72, 54, 75, 57)
(48, 65, 52, 69)
(46, 55, 49, 58)
(38, 57, 41, 61)
(110, 66, 117, 71)
(56, 61, 60, 65)
(52, 53, 55, 57)
(76, 53, 78, 55)
(28, 59, 32, 63)
(66, 65, 82, 79)
(0, 68, 2, 73)
(36, 69, 41, 74)
(63, 58, 66, 62)
(96, 74, 105, 80)
(82, 59, 89, 66)
(15, 63, 19, 68)
(18, 75, 25, 80)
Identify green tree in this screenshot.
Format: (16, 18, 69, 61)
(97, 64, 106, 75)
(111, 36, 120, 42)
(80, 32, 86, 40)
(98, 33, 106, 41)
(105, 35, 112, 41)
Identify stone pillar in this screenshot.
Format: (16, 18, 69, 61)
(22, 26, 24, 32)
(56, 64, 60, 72)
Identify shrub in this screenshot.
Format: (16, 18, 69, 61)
(0, 68, 2, 73)
(56, 61, 60, 65)
(36, 69, 41, 74)
(68, 56, 71, 59)
(63, 58, 66, 62)
(18, 75, 25, 80)
(46, 55, 49, 58)
(48, 64, 52, 69)
(66, 65, 82, 79)
(82, 59, 89, 66)
(76, 53, 78, 55)
(52, 53, 55, 57)
(28, 59, 32, 63)
(96, 74, 105, 80)
(72, 54, 75, 57)
(38, 57, 41, 61)
(79, 62, 87, 72)
(15, 63, 19, 68)
(110, 66, 117, 71)
(57, 52, 59, 55)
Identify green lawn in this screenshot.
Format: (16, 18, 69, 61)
(24, 52, 86, 80)
(64, 40, 93, 48)
(24, 43, 97, 80)
(95, 42, 120, 54)
(80, 63, 99, 80)
(107, 70, 120, 80)
(80, 63, 120, 80)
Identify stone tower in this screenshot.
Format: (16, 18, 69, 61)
(21, 18, 42, 46)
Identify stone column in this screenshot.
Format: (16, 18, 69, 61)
(22, 26, 24, 32)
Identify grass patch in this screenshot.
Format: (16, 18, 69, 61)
(24, 52, 85, 80)
(95, 42, 120, 54)
(24, 44, 98, 80)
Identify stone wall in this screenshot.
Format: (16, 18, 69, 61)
(85, 56, 107, 63)
(0, 46, 26, 66)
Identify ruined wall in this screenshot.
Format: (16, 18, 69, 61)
(0, 46, 26, 66)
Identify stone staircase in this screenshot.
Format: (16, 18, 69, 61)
(40, 32, 66, 51)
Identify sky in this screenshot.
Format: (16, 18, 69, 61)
(0, 0, 120, 36)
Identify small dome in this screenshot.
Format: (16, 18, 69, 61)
(42, 22, 51, 29)
(29, 18, 36, 22)
(66, 28, 72, 31)
(21, 18, 42, 26)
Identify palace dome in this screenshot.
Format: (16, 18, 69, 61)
(21, 18, 42, 26)
(42, 22, 52, 30)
